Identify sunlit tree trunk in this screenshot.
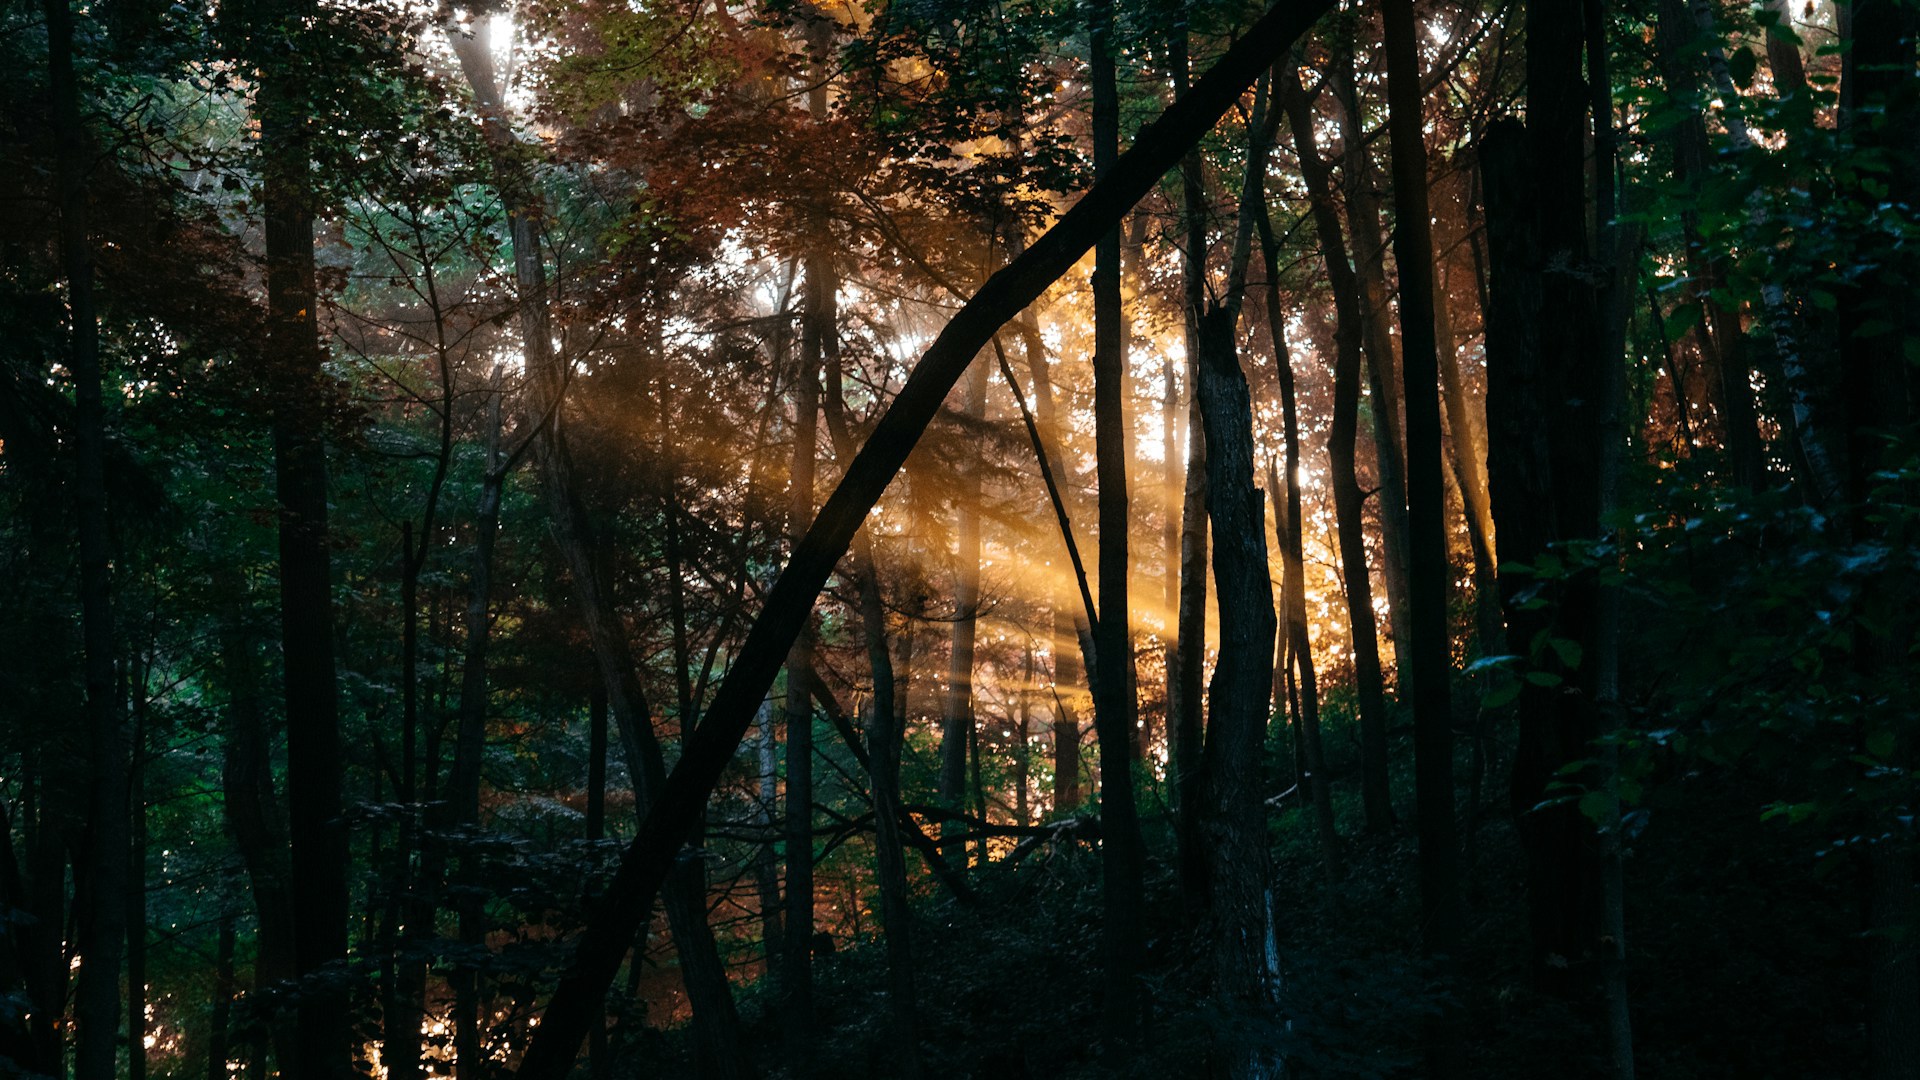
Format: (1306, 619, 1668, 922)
(940, 354, 987, 856)
(1091, 0, 1147, 1044)
(1169, 26, 1211, 851)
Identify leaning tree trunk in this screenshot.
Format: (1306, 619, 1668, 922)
(510, 2, 1342, 1066)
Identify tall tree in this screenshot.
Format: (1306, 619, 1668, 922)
(44, 3, 130, 1075)
(1089, 0, 1149, 1045)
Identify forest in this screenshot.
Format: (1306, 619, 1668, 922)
(4, 0, 1918, 1074)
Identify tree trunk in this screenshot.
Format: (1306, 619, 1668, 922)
(128, 695, 148, 1080)
(1257, 207, 1339, 876)
(217, 588, 298, 1072)
(1170, 25, 1211, 850)
(450, 379, 506, 1078)
(1652, 0, 1767, 488)
(939, 355, 987, 858)
(1841, 5, 1920, 1076)
(1481, 0, 1609, 996)
(1278, 61, 1392, 837)
(1586, 4, 1638, 1072)
(45, 4, 130, 1075)
(1091, 0, 1148, 1045)
(1332, 54, 1417, 706)
(512, 3, 1341, 1065)
(255, 2, 352, 1071)
(1383, 0, 1462, 966)
(1195, 305, 1283, 1079)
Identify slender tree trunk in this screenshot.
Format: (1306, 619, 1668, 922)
(1332, 54, 1417, 706)
(512, 4, 1343, 1063)
(1586, 5, 1638, 1073)
(209, 913, 237, 1080)
(45, 5, 130, 1075)
(940, 356, 987, 856)
(1091, 0, 1147, 1043)
(1430, 200, 1504, 654)
(450, 380, 506, 1078)
(1170, 25, 1211, 848)
(822, 322, 926, 1079)
(1279, 61, 1391, 837)
(1652, 0, 1767, 488)
(1257, 207, 1339, 874)
(1012, 319, 1087, 814)
(128, 697, 148, 1080)
(780, 238, 833, 1075)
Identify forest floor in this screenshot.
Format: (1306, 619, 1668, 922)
(615, 754, 1866, 1079)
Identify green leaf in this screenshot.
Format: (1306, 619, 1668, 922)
(1483, 681, 1521, 709)
(1547, 636, 1585, 670)
(1526, 670, 1564, 688)
(1579, 790, 1613, 826)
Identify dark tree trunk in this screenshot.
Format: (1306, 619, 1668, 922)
(1332, 54, 1418, 709)
(1652, 0, 1767, 488)
(511, 4, 1339, 1066)
(128, 698, 148, 1080)
(256, 2, 351, 1071)
(45, 5, 130, 1075)
(1091, 0, 1148, 1045)
(1256, 207, 1338, 875)
(587, 686, 608, 842)
(1195, 305, 1283, 1079)
(1382, 0, 1462, 965)
(1840, 5, 1920, 1077)
(822, 323, 926, 1079)
(217, 589, 297, 1071)
(450, 382, 506, 1078)
(1480, 0, 1609, 998)
(1279, 61, 1389, 842)
(1012, 317, 1088, 814)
